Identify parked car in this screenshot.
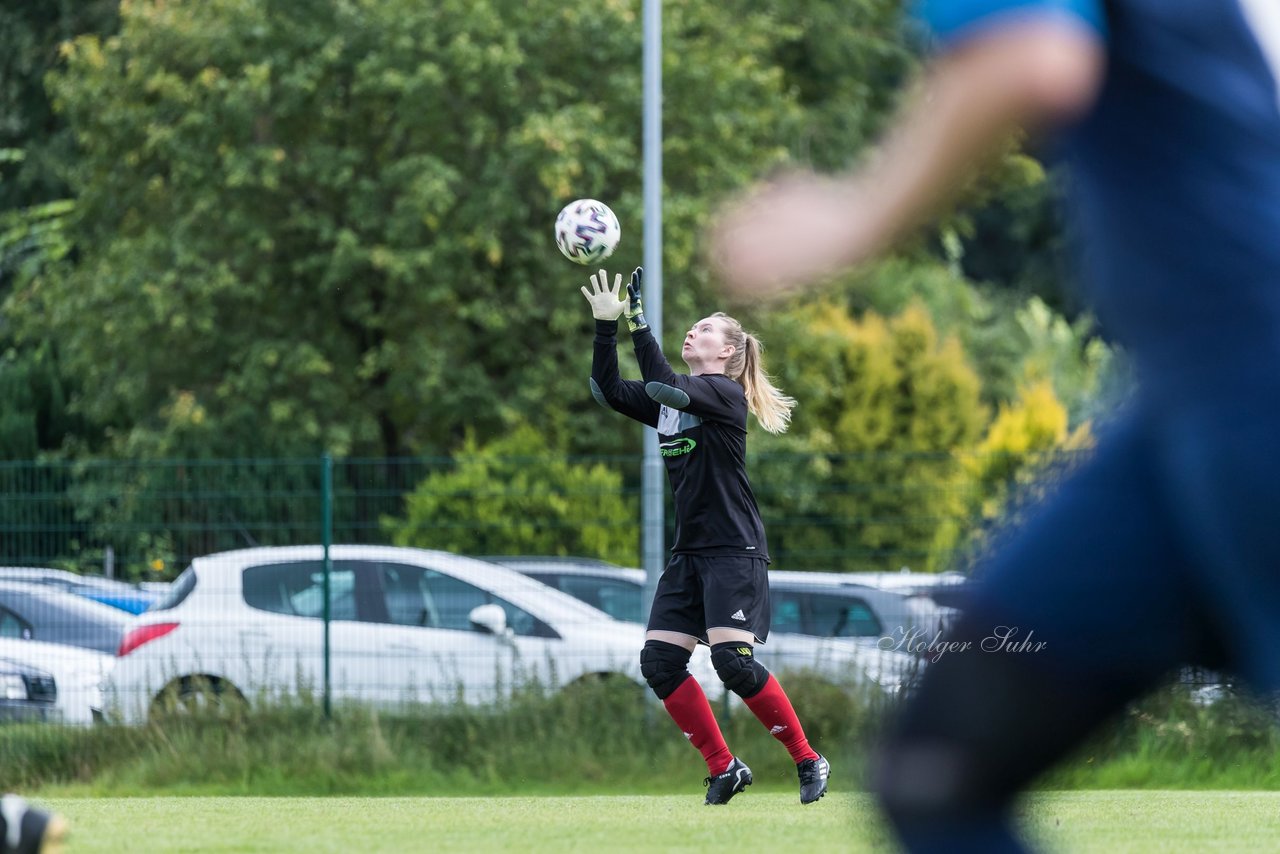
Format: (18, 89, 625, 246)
(485, 557, 647, 623)
(764, 570, 962, 642)
(0, 567, 161, 615)
(0, 656, 57, 723)
(0, 638, 113, 725)
(814, 568, 974, 613)
(105, 545, 721, 723)
(497, 558, 958, 641)
(0, 581, 134, 655)
(492, 557, 922, 695)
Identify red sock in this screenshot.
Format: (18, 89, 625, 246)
(662, 676, 733, 776)
(742, 674, 819, 764)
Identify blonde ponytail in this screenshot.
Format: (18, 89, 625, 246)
(712, 312, 796, 435)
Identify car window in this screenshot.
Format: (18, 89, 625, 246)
(772, 593, 805, 634)
(242, 561, 357, 621)
(0, 607, 32, 640)
(809, 593, 881, 638)
(149, 567, 197, 611)
(410, 567, 552, 638)
(559, 576, 643, 623)
(376, 562, 440, 628)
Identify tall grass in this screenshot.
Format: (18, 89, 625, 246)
(1047, 679, 1280, 790)
(1, 673, 890, 796)
(5, 673, 1280, 796)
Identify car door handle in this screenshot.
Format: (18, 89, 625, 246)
(387, 643, 422, 654)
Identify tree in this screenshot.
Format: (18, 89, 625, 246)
(0, 148, 80, 459)
(807, 255, 1121, 425)
(0, 1, 119, 212)
(750, 301, 988, 572)
(736, 0, 917, 170)
(954, 379, 1094, 572)
(0, 4, 117, 459)
(25, 0, 802, 460)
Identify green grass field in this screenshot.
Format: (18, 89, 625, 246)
(39, 791, 1280, 853)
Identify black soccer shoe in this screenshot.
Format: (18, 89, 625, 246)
(704, 757, 753, 805)
(797, 754, 830, 804)
(0, 794, 68, 854)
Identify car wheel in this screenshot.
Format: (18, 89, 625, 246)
(151, 675, 247, 719)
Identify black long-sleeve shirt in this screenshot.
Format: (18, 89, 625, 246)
(591, 319, 769, 560)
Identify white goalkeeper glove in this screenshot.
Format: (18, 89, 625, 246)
(580, 269, 627, 322)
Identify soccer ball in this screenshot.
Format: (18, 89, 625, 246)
(555, 199, 621, 265)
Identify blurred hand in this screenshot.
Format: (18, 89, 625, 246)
(709, 171, 873, 301)
(580, 269, 626, 321)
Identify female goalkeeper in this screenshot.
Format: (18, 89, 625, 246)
(581, 266, 829, 806)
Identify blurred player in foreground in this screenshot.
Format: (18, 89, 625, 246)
(0, 795, 66, 854)
(582, 266, 829, 805)
(711, 0, 1280, 850)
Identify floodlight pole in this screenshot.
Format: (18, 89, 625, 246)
(641, 0, 664, 632)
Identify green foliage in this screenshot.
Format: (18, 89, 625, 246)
(24, 0, 801, 459)
(750, 301, 987, 571)
(387, 425, 637, 565)
(0, 344, 72, 460)
(0, 2, 119, 210)
(0, 6, 117, 459)
(948, 159, 1090, 324)
(733, 0, 917, 170)
(0, 0, 1137, 582)
(832, 256, 1120, 425)
(963, 379, 1092, 522)
(0, 148, 81, 459)
(1046, 681, 1280, 790)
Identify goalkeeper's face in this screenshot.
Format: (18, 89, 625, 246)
(682, 316, 733, 375)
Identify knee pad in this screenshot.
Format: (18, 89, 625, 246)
(710, 642, 770, 698)
(640, 640, 692, 700)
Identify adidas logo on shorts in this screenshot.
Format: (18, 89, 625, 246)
(730, 609, 746, 621)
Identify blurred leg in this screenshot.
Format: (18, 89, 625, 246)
(873, 613, 1151, 853)
(874, 413, 1222, 852)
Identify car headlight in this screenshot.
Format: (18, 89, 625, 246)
(0, 674, 29, 701)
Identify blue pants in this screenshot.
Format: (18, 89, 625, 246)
(874, 389, 1280, 852)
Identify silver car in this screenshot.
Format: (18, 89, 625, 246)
(493, 557, 925, 695)
(0, 581, 134, 655)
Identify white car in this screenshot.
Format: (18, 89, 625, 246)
(0, 638, 113, 725)
(105, 546, 718, 723)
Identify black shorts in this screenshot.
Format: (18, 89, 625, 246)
(647, 553, 771, 644)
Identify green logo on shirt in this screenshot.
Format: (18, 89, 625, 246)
(659, 438, 697, 457)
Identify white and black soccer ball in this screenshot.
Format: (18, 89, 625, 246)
(554, 199, 621, 265)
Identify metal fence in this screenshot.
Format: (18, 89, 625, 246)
(0, 451, 1078, 726)
(0, 451, 1068, 576)
(0, 456, 445, 576)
